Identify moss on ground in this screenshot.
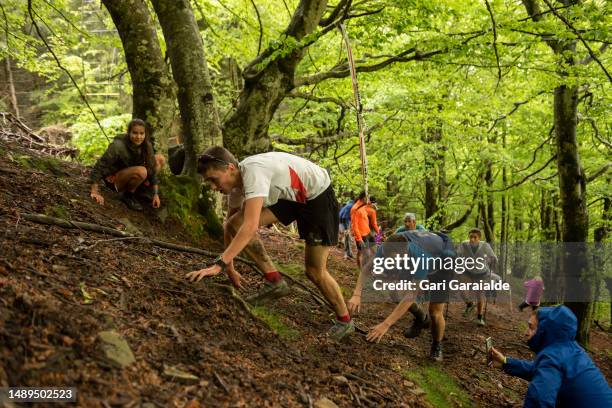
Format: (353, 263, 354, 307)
(277, 262, 303, 277)
(9, 153, 66, 176)
(403, 364, 473, 408)
(45, 204, 69, 219)
(251, 305, 299, 340)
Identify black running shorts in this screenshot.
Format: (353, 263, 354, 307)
(268, 185, 339, 246)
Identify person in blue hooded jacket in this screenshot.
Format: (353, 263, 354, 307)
(490, 305, 612, 408)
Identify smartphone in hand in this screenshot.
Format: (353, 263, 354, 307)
(485, 337, 493, 366)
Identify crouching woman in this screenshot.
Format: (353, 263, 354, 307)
(89, 119, 164, 211)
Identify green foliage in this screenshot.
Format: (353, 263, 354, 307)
(4, 0, 610, 245)
(404, 365, 473, 407)
(251, 305, 299, 340)
(70, 114, 131, 165)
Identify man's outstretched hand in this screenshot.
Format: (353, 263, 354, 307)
(366, 321, 390, 343)
(186, 264, 222, 282)
(186, 263, 243, 289)
(227, 266, 243, 289)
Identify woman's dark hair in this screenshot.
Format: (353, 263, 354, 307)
(127, 118, 156, 177)
(357, 191, 367, 200)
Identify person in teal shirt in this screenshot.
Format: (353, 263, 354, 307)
(395, 212, 426, 233)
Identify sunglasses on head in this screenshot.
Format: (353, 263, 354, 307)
(199, 154, 228, 165)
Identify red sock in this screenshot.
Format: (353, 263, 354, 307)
(337, 314, 351, 323)
(264, 271, 282, 283)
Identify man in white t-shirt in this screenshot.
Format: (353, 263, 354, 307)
(185, 146, 354, 341)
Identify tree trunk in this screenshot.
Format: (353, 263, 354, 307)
(500, 134, 508, 278)
(540, 188, 561, 302)
(555, 77, 592, 345)
(512, 195, 527, 279)
(483, 159, 495, 243)
(522, 0, 592, 347)
(151, 0, 222, 176)
(4, 57, 19, 118)
(593, 182, 610, 331)
(423, 109, 445, 229)
(101, 0, 175, 153)
(222, 0, 328, 157)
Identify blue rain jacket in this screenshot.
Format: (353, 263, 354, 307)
(504, 306, 612, 408)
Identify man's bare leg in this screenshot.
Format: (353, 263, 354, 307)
(429, 302, 446, 342)
(304, 244, 348, 317)
(225, 208, 279, 274)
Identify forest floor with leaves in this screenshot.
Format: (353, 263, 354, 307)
(0, 138, 610, 408)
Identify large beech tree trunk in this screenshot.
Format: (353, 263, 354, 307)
(101, 0, 175, 153)
(555, 78, 592, 343)
(522, 0, 592, 346)
(151, 0, 222, 177)
(222, 0, 328, 157)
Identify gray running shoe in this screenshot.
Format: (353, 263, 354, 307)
(247, 279, 290, 305)
(477, 317, 486, 327)
(328, 319, 355, 342)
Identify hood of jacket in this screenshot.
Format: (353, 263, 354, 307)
(528, 305, 577, 352)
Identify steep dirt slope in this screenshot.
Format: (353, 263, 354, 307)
(0, 139, 609, 407)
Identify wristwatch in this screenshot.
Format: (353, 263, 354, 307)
(214, 255, 227, 272)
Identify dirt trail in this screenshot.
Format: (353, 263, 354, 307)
(0, 139, 609, 407)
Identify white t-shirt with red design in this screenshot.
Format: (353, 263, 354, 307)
(228, 152, 330, 209)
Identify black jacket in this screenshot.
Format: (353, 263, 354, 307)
(89, 134, 158, 185)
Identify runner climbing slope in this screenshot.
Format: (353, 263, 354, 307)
(186, 146, 354, 341)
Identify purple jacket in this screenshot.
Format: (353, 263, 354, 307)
(524, 278, 544, 305)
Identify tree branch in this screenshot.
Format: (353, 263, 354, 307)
(296, 47, 433, 87)
(248, 0, 263, 55)
(345, 6, 384, 20)
(541, 0, 611, 82)
(580, 116, 612, 149)
(296, 31, 487, 87)
(319, 0, 350, 26)
(286, 91, 348, 107)
(243, 0, 330, 79)
(489, 155, 557, 192)
(579, 43, 608, 65)
(517, 126, 554, 172)
(488, 90, 547, 132)
(40, 0, 89, 38)
(272, 115, 389, 146)
(586, 163, 611, 183)
(27, 0, 109, 142)
(517, 3, 573, 22)
(484, 0, 501, 88)
(443, 185, 481, 231)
